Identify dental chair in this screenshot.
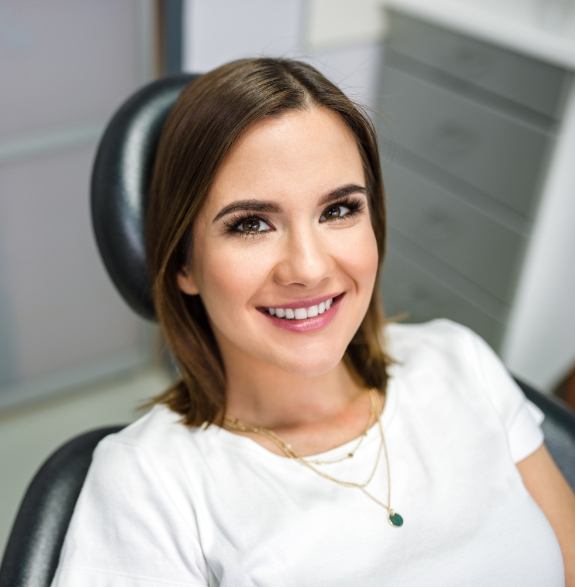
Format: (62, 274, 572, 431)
(1, 74, 573, 587)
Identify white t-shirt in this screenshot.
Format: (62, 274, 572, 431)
(52, 320, 564, 586)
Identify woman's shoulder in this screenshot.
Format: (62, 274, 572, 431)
(96, 403, 207, 468)
(384, 319, 544, 460)
(55, 410, 210, 585)
(384, 317, 478, 367)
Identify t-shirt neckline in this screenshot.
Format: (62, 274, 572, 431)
(204, 377, 398, 463)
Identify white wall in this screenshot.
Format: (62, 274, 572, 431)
(0, 0, 156, 409)
(182, 0, 386, 114)
(0, 0, 163, 559)
(502, 83, 575, 391)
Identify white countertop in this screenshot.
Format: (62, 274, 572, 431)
(384, 0, 575, 70)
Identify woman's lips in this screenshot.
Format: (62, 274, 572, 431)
(259, 292, 343, 311)
(258, 293, 345, 333)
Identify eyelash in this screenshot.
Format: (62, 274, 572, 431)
(223, 197, 366, 240)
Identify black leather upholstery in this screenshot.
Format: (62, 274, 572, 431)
(91, 73, 198, 320)
(0, 426, 123, 587)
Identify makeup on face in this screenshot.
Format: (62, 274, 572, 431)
(179, 106, 378, 377)
(213, 185, 368, 241)
(206, 183, 367, 336)
(257, 293, 346, 333)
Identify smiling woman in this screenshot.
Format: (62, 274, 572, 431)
(173, 104, 380, 427)
(51, 58, 574, 587)
(147, 58, 389, 432)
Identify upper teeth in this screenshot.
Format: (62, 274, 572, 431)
(267, 297, 334, 320)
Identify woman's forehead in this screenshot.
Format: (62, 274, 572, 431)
(202, 106, 364, 212)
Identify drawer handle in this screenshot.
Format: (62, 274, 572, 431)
(429, 121, 478, 159)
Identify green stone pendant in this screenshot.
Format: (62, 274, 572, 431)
(388, 511, 404, 527)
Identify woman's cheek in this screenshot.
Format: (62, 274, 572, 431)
(338, 226, 378, 273)
(210, 246, 270, 293)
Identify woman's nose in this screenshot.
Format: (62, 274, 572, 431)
(272, 226, 334, 288)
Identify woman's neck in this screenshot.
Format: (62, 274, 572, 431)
(220, 358, 381, 458)
(223, 359, 366, 430)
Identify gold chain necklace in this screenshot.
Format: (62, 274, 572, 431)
(223, 388, 404, 527)
(307, 391, 375, 465)
(250, 387, 377, 468)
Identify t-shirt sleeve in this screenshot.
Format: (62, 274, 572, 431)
(51, 436, 208, 587)
(462, 324, 545, 463)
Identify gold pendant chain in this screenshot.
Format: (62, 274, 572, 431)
(223, 388, 404, 527)
(306, 389, 376, 465)
(225, 389, 377, 466)
(224, 390, 379, 486)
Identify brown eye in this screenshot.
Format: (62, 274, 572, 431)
(234, 217, 271, 235)
(320, 203, 351, 222)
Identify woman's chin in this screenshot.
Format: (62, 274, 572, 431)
(267, 349, 346, 379)
(213, 324, 351, 379)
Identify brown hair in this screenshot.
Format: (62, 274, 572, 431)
(146, 57, 390, 426)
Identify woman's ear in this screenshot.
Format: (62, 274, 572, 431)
(177, 266, 199, 295)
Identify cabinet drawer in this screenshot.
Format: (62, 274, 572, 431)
(383, 160, 526, 303)
(387, 11, 568, 119)
(380, 247, 504, 349)
(381, 65, 552, 218)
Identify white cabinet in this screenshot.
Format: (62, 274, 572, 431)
(379, 9, 572, 358)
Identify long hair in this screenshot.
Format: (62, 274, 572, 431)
(146, 57, 391, 426)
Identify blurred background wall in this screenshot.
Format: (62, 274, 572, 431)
(0, 0, 163, 555)
(1, 0, 574, 556)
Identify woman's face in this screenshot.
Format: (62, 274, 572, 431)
(177, 106, 379, 378)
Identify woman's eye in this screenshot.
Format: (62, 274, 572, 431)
(233, 217, 271, 235)
(320, 203, 351, 222)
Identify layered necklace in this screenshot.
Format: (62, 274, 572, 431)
(223, 388, 404, 527)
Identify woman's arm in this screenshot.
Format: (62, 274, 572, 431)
(517, 444, 575, 586)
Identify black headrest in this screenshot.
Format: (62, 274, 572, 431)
(91, 73, 200, 320)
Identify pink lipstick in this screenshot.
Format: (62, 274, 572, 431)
(258, 293, 345, 333)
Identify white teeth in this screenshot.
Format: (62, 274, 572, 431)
(265, 297, 336, 320)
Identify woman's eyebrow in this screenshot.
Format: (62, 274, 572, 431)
(212, 184, 367, 223)
(212, 200, 277, 224)
(324, 184, 367, 202)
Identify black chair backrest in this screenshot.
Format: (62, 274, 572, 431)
(91, 73, 198, 320)
(0, 426, 124, 587)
